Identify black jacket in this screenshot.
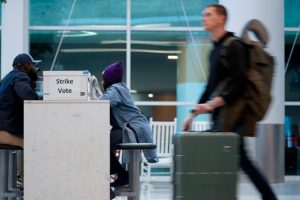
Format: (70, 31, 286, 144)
(199, 32, 247, 104)
(0, 69, 38, 138)
(198, 32, 247, 131)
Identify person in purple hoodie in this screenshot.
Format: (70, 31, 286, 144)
(99, 61, 158, 199)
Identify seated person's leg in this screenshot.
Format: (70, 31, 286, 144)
(0, 130, 23, 148)
(17, 151, 24, 189)
(0, 130, 24, 190)
(110, 128, 123, 148)
(110, 128, 129, 187)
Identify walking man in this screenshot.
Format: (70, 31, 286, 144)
(183, 4, 277, 200)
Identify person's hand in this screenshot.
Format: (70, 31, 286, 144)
(211, 97, 225, 108)
(195, 97, 225, 113)
(183, 115, 193, 131)
(183, 97, 225, 131)
(182, 103, 208, 131)
(195, 103, 213, 113)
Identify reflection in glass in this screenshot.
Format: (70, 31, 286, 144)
(30, 0, 126, 26)
(285, 107, 300, 175)
(131, 0, 217, 27)
(30, 30, 126, 82)
(285, 32, 300, 101)
(131, 31, 210, 93)
(285, 0, 300, 27)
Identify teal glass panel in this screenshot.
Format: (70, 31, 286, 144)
(285, 107, 300, 175)
(0, 3, 1, 77)
(0, 2, 1, 25)
(131, 31, 210, 94)
(30, 30, 126, 81)
(285, 32, 300, 101)
(30, 0, 126, 26)
(0, 32, 1, 78)
(131, 0, 217, 27)
(285, 31, 300, 175)
(285, 0, 300, 27)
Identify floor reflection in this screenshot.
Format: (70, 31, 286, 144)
(116, 176, 300, 200)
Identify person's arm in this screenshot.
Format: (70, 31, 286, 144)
(13, 73, 38, 100)
(99, 86, 121, 107)
(198, 86, 210, 104)
(183, 96, 225, 131)
(220, 40, 247, 104)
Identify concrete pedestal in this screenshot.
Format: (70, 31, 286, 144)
(24, 100, 110, 200)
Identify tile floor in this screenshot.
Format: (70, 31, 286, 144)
(115, 176, 300, 200)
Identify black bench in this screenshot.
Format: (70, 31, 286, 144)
(0, 144, 23, 200)
(114, 143, 156, 200)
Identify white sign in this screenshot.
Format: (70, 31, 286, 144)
(43, 71, 91, 100)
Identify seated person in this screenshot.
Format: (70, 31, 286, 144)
(0, 53, 40, 190)
(99, 61, 158, 198)
(0, 53, 40, 148)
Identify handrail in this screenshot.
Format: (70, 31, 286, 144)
(135, 101, 195, 106)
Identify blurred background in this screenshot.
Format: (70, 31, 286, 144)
(0, 0, 299, 175)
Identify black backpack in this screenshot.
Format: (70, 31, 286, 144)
(221, 19, 274, 121)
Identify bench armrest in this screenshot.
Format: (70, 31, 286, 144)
(115, 143, 156, 150)
(0, 144, 23, 150)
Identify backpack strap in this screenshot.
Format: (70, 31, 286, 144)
(220, 36, 239, 69)
(210, 36, 242, 99)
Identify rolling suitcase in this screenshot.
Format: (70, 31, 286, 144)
(173, 132, 240, 200)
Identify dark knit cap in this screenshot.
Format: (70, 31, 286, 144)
(102, 61, 123, 84)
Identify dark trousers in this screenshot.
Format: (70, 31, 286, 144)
(110, 128, 126, 175)
(240, 137, 277, 200)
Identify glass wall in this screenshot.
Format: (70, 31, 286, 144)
(30, 30, 126, 81)
(285, 32, 300, 102)
(131, 0, 207, 27)
(29, 0, 216, 120)
(0, 3, 2, 78)
(30, 0, 126, 26)
(27, 0, 300, 174)
(284, 0, 300, 175)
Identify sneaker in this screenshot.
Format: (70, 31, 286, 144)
(16, 175, 23, 190)
(147, 157, 159, 163)
(111, 172, 129, 187)
(110, 188, 116, 199)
